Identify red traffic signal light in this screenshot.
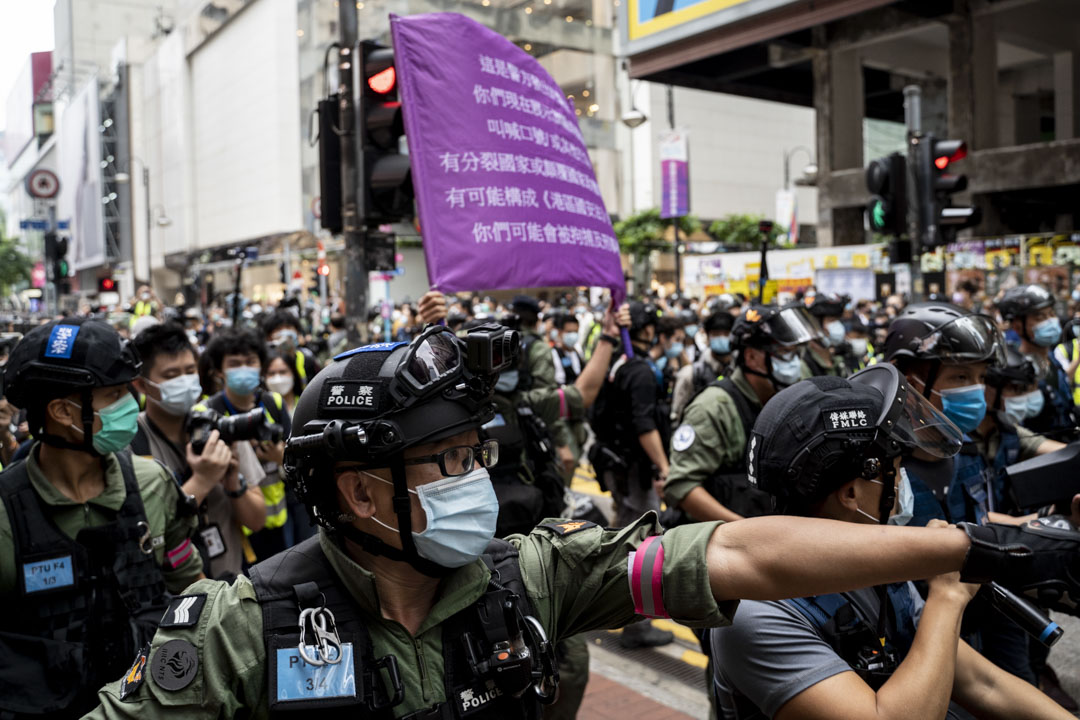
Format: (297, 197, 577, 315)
(367, 66, 396, 95)
(932, 139, 967, 170)
(99, 277, 116, 292)
(318, 263, 330, 276)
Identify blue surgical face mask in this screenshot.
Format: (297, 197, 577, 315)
(825, 320, 845, 346)
(889, 469, 915, 526)
(1032, 317, 1062, 347)
(664, 342, 684, 359)
(710, 335, 731, 356)
(147, 373, 203, 416)
(495, 369, 519, 393)
(769, 352, 803, 387)
(684, 324, 699, 339)
(937, 383, 987, 433)
(549, 328, 559, 342)
(1026, 388, 1045, 419)
(562, 332, 579, 348)
(225, 366, 261, 395)
(369, 467, 499, 568)
(1000, 394, 1029, 426)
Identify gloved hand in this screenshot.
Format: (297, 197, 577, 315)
(958, 520, 1079, 615)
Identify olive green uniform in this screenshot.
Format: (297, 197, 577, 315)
(970, 424, 1045, 463)
(86, 514, 732, 718)
(522, 330, 577, 450)
(663, 367, 762, 509)
(0, 445, 202, 595)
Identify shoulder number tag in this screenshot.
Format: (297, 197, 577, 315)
(23, 555, 74, 593)
(276, 644, 356, 702)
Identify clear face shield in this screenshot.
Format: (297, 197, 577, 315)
(913, 314, 1007, 367)
(772, 306, 823, 346)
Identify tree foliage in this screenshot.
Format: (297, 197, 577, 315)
(707, 213, 787, 249)
(613, 208, 702, 260)
(0, 212, 32, 296)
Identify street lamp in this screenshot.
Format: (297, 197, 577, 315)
(783, 146, 817, 189)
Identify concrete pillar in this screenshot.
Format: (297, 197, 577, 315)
(1053, 50, 1080, 140)
(947, 7, 974, 141)
(812, 38, 835, 247)
(972, 13, 998, 150)
(1014, 94, 1042, 145)
(830, 48, 863, 171)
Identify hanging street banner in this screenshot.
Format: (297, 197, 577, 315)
(658, 128, 689, 219)
(391, 13, 626, 302)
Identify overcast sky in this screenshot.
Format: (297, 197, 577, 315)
(0, 1, 56, 132)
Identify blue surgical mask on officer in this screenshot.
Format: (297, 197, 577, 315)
(1000, 394, 1030, 426)
(937, 383, 987, 433)
(367, 467, 499, 568)
(67, 394, 140, 455)
(710, 335, 731, 355)
(859, 468, 913, 525)
(1026, 388, 1045, 419)
(769, 351, 803, 387)
(562, 331, 579, 348)
(225, 366, 261, 395)
(825, 320, 845, 346)
(1032, 317, 1062, 347)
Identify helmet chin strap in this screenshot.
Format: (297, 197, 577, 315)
(335, 459, 451, 579)
(740, 351, 789, 390)
(39, 389, 101, 457)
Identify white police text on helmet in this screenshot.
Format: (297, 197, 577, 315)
(822, 409, 870, 431)
(325, 384, 376, 407)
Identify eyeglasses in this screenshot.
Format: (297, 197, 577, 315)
(402, 439, 499, 477)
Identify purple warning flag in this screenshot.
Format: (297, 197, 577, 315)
(390, 13, 626, 303)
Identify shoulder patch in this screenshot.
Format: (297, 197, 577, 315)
(119, 643, 149, 700)
(672, 424, 696, 452)
(538, 520, 597, 536)
(151, 639, 199, 691)
(159, 593, 207, 628)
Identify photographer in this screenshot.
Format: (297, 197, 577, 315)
(130, 323, 265, 579)
(199, 328, 291, 562)
(262, 311, 321, 393)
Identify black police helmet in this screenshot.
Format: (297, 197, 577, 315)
(704, 310, 734, 334)
(629, 301, 659, 334)
(731, 304, 818, 351)
(4, 318, 140, 411)
(749, 364, 961, 516)
(707, 294, 739, 314)
(996, 284, 1054, 321)
(986, 346, 1036, 389)
(883, 302, 1005, 366)
(807, 293, 848, 319)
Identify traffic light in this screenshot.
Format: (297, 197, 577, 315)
(923, 137, 980, 248)
(279, 261, 287, 284)
(360, 41, 413, 225)
(865, 153, 907, 237)
(310, 267, 322, 295)
(98, 277, 116, 293)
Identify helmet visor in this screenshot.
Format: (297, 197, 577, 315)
(915, 314, 1006, 366)
(770, 307, 821, 346)
(890, 385, 963, 458)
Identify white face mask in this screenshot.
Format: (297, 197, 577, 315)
(266, 373, 295, 397)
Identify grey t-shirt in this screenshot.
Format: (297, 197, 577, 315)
(712, 584, 924, 719)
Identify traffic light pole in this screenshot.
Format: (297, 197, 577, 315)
(338, 1, 369, 346)
(903, 85, 925, 300)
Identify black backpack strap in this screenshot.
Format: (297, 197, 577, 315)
(0, 459, 37, 560)
(110, 451, 168, 614)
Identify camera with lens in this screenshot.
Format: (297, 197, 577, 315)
(466, 323, 520, 375)
(187, 407, 285, 455)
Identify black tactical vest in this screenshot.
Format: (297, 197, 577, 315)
(700, 379, 772, 518)
(0, 451, 169, 718)
(249, 535, 551, 719)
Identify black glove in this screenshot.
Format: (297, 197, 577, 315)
(958, 520, 1079, 615)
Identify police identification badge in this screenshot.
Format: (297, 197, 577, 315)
(274, 644, 356, 702)
(21, 554, 75, 594)
(822, 408, 871, 430)
(671, 424, 696, 452)
(159, 594, 207, 628)
(199, 524, 226, 559)
(119, 644, 149, 700)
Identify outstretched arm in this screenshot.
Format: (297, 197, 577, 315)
(707, 517, 970, 602)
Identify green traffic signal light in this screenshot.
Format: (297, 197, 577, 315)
(870, 199, 887, 231)
(58, 260, 69, 277)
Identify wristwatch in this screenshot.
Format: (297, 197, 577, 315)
(226, 473, 248, 499)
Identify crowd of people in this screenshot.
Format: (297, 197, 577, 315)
(1, 278, 1079, 720)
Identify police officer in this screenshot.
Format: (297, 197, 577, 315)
(802, 293, 849, 377)
(85, 324, 1080, 719)
(664, 304, 817, 522)
(711, 365, 1079, 720)
(670, 309, 735, 423)
(996, 285, 1078, 441)
(590, 301, 671, 529)
(0, 318, 203, 718)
